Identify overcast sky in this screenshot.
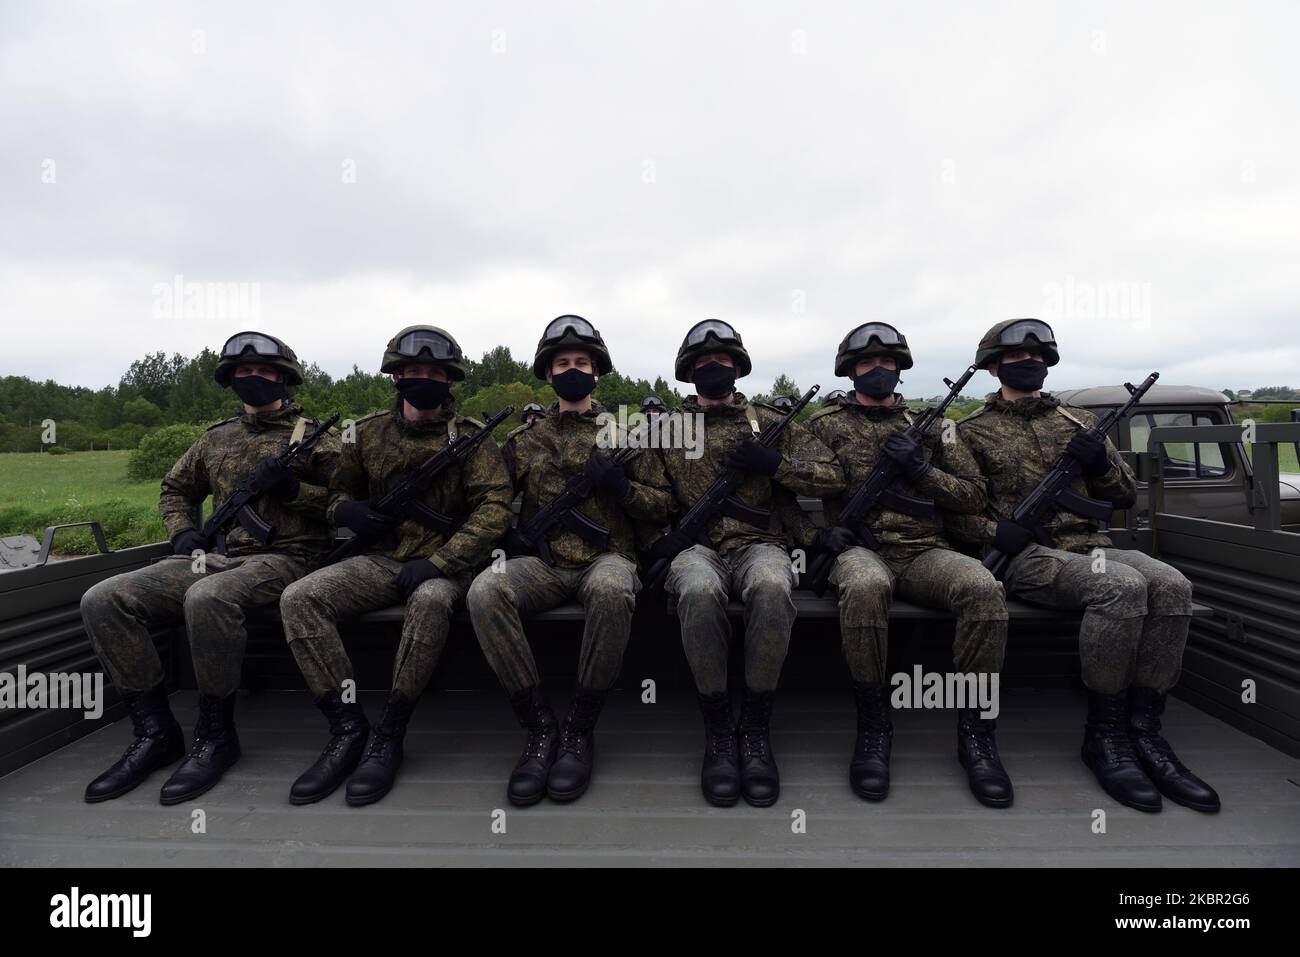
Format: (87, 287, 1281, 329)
(2, 0, 1297, 399)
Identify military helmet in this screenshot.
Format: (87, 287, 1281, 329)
(975, 318, 1060, 368)
(214, 331, 305, 387)
(381, 326, 467, 379)
(640, 394, 666, 413)
(532, 315, 613, 380)
(674, 319, 752, 382)
(771, 395, 794, 411)
(822, 389, 847, 404)
(520, 402, 545, 422)
(834, 322, 913, 377)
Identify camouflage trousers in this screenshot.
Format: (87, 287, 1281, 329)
(279, 555, 472, 699)
(828, 546, 1009, 684)
(665, 542, 796, 695)
(1003, 544, 1193, 694)
(465, 553, 640, 693)
(81, 552, 306, 696)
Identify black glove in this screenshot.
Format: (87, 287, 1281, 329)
(335, 500, 401, 537)
(814, 525, 859, 555)
(394, 558, 442, 601)
(992, 519, 1035, 557)
(1065, 432, 1111, 477)
(171, 529, 210, 556)
(252, 458, 299, 499)
(726, 438, 781, 477)
(882, 432, 931, 481)
(650, 529, 695, 561)
(584, 450, 630, 499)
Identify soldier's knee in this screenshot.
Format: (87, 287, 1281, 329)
(278, 577, 321, 617)
(1089, 567, 1148, 617)
(950, 571, 1006, 614)
(466, 569, 510, 615)
(1148, 567, 1194, 613)
(585, 569, 636, 605)
(675, 572, 727, 606)
(746, 568, 792, 605)
(80, 578, 116, 617)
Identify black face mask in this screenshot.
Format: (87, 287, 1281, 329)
(231, 374, 287, 408)
(692, 362, 737, 400)
(551, 368, 598, 402)
(395, 377, 451, 410)
(997, 358, 1048, 392)
(853, 367, 900, 400)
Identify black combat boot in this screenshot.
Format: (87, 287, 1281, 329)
(290, 691, 370, 806)
(698, 691, 740, 807)
(1128, 687, 1220, 812)
(346, 691, 415, 807)
(738, 687, 779, 807)
(957, 708, 1014, 808)
(849, 682, 893, 801)
(159, 692, 241, 805)
(85, 683, 184, 803)
(507, 686, 558, 806)
(547, 687, 607, 802)
(1081, 689, 1162, 812)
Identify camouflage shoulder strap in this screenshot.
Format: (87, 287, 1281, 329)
(1056, 406, 1092, 431)
(743, 403, 762, 436)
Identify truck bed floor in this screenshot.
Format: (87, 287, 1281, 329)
(2, 689, 1298, 867)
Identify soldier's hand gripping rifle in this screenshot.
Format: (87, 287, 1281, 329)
(202, 412, 342, 550)
(324, 405, 515, 566)
(804, 365, 978, 597)
(503, 435, 648, 566)
(982, 371, 1159, 579)
(640, 384, 820, 592)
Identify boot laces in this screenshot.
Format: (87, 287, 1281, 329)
(522, 724, 554, 760)
(739, 723, 769, 760)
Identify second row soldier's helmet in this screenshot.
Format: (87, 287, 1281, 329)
(771, 395, 794, 411)
(974, 318, 1060, 369)
(674, 319, 752, 383)
(214, 331, 305, 387)
(640, 394, 667, 414)
(833, 322, 913, 377)
(532, 314, 614, 380)
(381, 325, 468, 379)
(520, 402, 546, 423)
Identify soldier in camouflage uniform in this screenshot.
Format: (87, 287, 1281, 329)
(651, 319, 843, 807)
(466, 316, 672, 806)
(783, 323, 1013, 807)
(279, 326, 513, 807)
(81, 332, 338, 805)
(951, 318, 1219, 813)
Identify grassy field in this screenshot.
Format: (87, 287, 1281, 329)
(0, 451, 176, 554)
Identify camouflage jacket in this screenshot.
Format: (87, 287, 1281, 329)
(658, 392, 844, 557)
(950, 392, 1137, 554)
(504, 400, 673, 569)
(160, 401, 339, 562)
(781, 394, 986, 557)
(327, 399, 513, 575)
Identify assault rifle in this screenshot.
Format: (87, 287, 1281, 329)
(324, 405, 515, 565)
(640, 384, 820, 591)
(804, 365, 978, 596)
(203, 412, 341, 550)
(982, 372, 1159, 579)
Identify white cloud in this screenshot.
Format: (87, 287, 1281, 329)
(1, 0, 1296, 397)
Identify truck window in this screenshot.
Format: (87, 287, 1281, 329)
(1129, 412, 1231, 480)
